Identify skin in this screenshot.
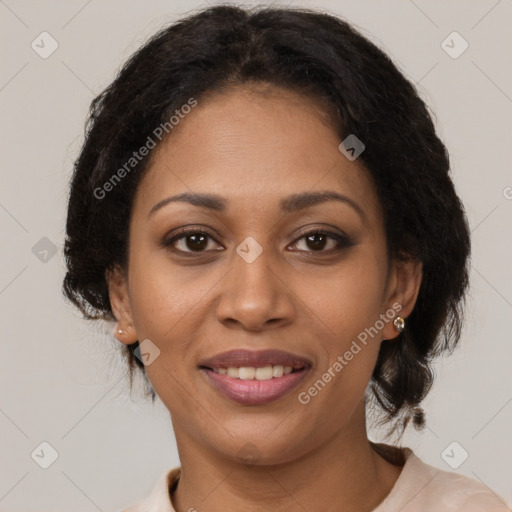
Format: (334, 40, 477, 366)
(107, 83, 423, 512)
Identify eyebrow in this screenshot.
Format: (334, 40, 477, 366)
(148, 190, 365, 220)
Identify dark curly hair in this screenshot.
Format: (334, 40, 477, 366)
(62, 4, 470, 435)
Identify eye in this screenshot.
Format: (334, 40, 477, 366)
(290, 229, 352, 253)
(163, 229, 222, 254)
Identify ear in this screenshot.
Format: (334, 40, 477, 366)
(105, 264, 138, 345)
(381, 257, 423, 341)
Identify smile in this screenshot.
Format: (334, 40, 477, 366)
(198, 349, 312, 406)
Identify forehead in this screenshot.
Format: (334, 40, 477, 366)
(134, 84, 380, 219)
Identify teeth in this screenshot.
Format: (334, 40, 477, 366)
(227, 367, 239, 378)
(255, 366, 273, 380)
(212, 364, 299, 380)
(272, 365, 283, 378)
(239, 367, 256, 380)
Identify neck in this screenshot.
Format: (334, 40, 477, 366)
(170, 403, 403, 512)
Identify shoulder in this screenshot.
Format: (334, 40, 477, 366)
(375, 446, 510, 512)
(425, 464, 510, 512)
(120, 467, 181, 512)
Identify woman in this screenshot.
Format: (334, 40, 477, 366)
(62, 5, 509, 511)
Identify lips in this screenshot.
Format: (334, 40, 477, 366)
(198, 349, 312, 406)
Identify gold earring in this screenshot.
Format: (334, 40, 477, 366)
(393, 317, 405, 333)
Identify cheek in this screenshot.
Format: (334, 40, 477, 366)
(296, 249, 388, 402)
(126, 248, 231, 399)
(127, 246, 211, 338)
(126, 256, 206, 399)
(301, 249, 388, 340)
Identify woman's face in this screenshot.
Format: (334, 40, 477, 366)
(109, 84, 420, 464)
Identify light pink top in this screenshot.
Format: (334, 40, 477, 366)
(121, 448, 510, 511)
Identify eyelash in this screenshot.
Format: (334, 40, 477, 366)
(162, 227, 353, 257)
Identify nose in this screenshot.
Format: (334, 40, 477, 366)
(215, 246, 295, 332)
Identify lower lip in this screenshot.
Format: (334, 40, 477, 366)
(201, 368, 309, 406)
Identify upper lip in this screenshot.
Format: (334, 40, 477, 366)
(198, 349, 312, 370)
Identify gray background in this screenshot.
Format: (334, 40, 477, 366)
(1, 0, 511, 510)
